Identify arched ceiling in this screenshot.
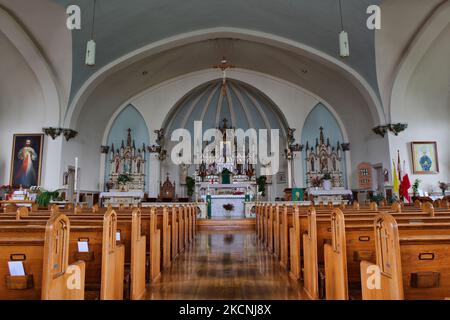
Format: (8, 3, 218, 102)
(164, 79, 289, 137)
(50, 0, 381, 100)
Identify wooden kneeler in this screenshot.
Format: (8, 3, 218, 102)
(100, 209, 125, 300)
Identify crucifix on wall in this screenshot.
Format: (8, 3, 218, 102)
(213, 57, 235, 96)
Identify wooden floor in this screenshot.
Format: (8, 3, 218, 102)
(146, 229, 306, 300)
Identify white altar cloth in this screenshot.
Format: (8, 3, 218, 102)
(202, 195, 246, 218)
(308, 188, 352, 196)
(100, 191, 144, 198)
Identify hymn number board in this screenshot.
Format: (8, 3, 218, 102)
(358, 162, 373, 190)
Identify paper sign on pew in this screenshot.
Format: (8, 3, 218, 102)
(8, 261, 26, 276)
(77, 241, 89, 253)
(116, 231, 121, 241)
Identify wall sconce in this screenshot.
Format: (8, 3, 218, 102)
(42, 127, 62, 139)
(388, 123, 408, 136)
(100, 145, 110, 154)
(63, 129, 78, 141)
(372, 125, 389, 138)
(289, 143, 304, 152)
(341, 143, 351, 151)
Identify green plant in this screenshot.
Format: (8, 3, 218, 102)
(36, 190, 59, 208)
(370, 192, 385, 205)
(256, 176, 267, 197)
(388, 194, 399, 205)
(412, 179, 421, 195)
(186, 176, 195, 198)
(322, 172, 332, 180)
(117, 174, 133, 185)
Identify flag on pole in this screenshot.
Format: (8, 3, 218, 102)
(393, 160, 399, 194)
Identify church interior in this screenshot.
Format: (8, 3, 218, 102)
(0, 0, 449, 303)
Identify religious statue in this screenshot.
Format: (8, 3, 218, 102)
(179, 163, 190, 184)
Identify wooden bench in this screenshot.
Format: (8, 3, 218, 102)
(0, 213, 85, 300)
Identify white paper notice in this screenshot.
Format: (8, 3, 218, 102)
(77, 241, 89, 252)
(8, 261, 26, 276)
(116, 231, 121, 241)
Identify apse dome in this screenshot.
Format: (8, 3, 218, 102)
(164, 79, 288, 137)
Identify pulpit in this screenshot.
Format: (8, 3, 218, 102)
(159, 177, 176, 201)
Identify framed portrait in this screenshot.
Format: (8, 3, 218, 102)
(411, 141, 439, 174)
(277, 172, 286, 184)
(9, 134, 44, 188)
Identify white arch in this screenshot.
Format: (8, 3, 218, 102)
(65, 27, 385, 129)
(0, 6, 61, 125)
(390, 1, 450, 122)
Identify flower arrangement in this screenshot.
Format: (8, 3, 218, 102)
(310, 176, 322, 188)
(117, 174, 133, 185)
(439, 182, 449, 196)
(412, 179, 421, 196)
(223, 203, 235, 211)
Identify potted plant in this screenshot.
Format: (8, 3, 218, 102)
(256, 176, 267, 198)
(412, 179, 421, 198)
(0, 185, 12, 200)
(223, 203, 234, 219)
(322, 172, 332, 191)
(117, 174, 133, 191)
(439, 182, 449, 196)
(186, 176, 195, 200)
(35, 189, 60, 208)
(370, 192, 386, 205)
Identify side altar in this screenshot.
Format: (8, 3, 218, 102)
(101, 129, 147, 207)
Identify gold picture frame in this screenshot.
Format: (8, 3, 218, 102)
(411, 141, 439, 174)
(9, 134, 44, 188)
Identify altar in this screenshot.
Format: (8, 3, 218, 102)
(201, 194, 246, 218)
(100, 191, 145, 207)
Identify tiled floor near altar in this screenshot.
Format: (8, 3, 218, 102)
(146, 230, 306, 300)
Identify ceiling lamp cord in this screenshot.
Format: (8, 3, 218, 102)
(85, 0, 97, 66)
(338, 0, 350, 57)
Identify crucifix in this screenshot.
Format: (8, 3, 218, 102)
(213, 57, 235, 96)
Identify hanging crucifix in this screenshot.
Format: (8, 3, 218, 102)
(213, 57, 235, 96)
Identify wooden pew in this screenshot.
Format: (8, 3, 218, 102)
(0, 213, 85, 300)
(361, 213, 450, 300)
(323, 209, 348, 300)
(303, 207, 319, 299)
(131, 209, 146, 300)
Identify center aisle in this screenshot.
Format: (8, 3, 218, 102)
(146, 229, 306, 300)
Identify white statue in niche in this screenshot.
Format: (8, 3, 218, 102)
(180, 163, 190, 184)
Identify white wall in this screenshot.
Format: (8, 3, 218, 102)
(0, 32, 62, 189)
(389, 24, 450, 193)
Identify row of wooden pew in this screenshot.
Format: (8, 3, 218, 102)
(0, 203, 198, 300)
(255, 200, 450, 300)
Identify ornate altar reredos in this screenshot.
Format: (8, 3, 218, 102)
(108, 129, 146, 191)
(159, 176, 176, 200)
(305, 127, 344, 188)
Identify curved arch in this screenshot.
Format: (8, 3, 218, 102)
(65, 27, 385, 129)
(160, 78, 290, 138)
(0, 6, 61, 124)
(390, 1, 450, 121)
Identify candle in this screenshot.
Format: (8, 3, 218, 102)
(74, 157, 78, 204)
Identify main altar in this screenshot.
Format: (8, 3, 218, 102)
(194, 119, 257, 218)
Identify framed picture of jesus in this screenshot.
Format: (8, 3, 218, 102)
(411, 141, 439, 174)
(9, 134, 44, 188)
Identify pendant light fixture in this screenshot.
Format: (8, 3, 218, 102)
(85, 0, 97, 66)
(338, 0, 350, 58)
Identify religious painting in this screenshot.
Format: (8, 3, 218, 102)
(411, 142, 439, 174)
(277, 172, 286, 184)
(9, 134, 44, 188)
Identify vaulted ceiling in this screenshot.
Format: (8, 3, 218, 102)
(51, 0, 381, 100)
